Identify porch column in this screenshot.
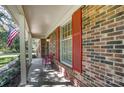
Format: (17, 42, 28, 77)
(28, 32, 32, 65)
(19, 14, 27, 85)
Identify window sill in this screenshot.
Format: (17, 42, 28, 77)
(61, 61, 72, 68)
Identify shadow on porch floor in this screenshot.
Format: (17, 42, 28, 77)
(25, 58, 73, 87)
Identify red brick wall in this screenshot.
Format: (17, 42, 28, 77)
(49, 32, 56, 55)
(51, 5, 124, 87)
(41, 39, 46, 57)
(82, 5, 124, 87)
(56, 27, 60, 62)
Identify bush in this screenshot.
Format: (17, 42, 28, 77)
(0, 57, 16, 67)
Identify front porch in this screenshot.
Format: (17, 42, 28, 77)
(1, 5, 124, 87)
(22, 58, 73, 87)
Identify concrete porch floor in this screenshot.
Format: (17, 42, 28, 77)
(25, 58, 73, 87)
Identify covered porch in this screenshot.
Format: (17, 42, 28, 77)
(4, 5, 80, 86)
(1, 5, 124, 87)
(25, 58, 72, 87)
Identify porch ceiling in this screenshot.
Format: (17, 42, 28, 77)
(23, 5, 81, 38)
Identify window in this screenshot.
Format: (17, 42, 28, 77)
(60, 21, 72, 67)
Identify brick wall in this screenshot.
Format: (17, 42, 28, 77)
(49, 31, 56, 55)
(82, 5, 124, 87)
(41, 39, 46, 57)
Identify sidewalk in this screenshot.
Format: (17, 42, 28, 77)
(25, 58, 73, 87)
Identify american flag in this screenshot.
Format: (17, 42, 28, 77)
(7, 26, 19, 47)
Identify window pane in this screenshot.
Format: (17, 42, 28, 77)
(60, 21, 72, 66)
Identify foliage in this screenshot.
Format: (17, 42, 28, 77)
(0, 57, 20, 86)
(0, 26, 19, 53)
(0, 29, 7, 50)
(0, 6, 19, 53)
(0, 57, 16, 67)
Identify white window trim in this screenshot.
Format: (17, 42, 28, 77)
(60, 21, 72, 67)
(61, 61, 72, 68)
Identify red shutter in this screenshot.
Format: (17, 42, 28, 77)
(56, 27, 60, 62)
(72, 8, 82, 73)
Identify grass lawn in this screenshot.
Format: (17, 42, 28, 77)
(0, 57, 16, 68)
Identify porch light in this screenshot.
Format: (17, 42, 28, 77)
(46, 39, 50, 42)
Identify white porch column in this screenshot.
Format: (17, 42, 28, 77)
(28, 33, 32, 64)
(19, 14, 27, 85)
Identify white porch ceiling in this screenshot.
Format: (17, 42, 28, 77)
(23, 5, 81, 38)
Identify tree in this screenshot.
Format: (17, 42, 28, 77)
(0, 29, 7, 51)
(0, 6, 19, 53)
